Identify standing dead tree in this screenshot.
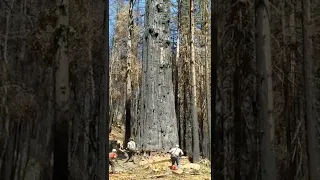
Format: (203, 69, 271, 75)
(137, 0, 179, 152)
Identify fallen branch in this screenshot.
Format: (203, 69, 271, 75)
(151, 156, 187, 164)
(148, 174, 168, 178)
(151, 158, 171, 164)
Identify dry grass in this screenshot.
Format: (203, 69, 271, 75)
(109, 156, 211, 180)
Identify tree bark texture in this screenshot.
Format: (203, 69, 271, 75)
(138, 0, 179, 151)
(99, 0, 109, 177)
(125, 0, 134, 146)
(189, 0, 200, 162)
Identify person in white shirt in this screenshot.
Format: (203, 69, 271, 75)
(168, 144, 184, 168)
(125, 138, 136, 163)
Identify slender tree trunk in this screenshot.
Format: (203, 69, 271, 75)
(53, 0, 70, 179)
(13, 122, 21, 180)
(182, 50, 192, 154)
(0, 0, 15, 175)
(255, 0, 277, 179)
(99, 0, 109, 177)
(203, 0, 211, 160)
(302, 0, 320, 179)
(280, 2, 293, 179)
(234, 55, 241, 180)
(231, 2, 243, 178)
(289, 2, 298, 177)
(125, 0, 134, 146)
(175, 0, 182, 148)
(17, 0, 27, 81)
(4, 123, 14, 180)
(212, 0, 220, 177)
(80, 5, 95, 176)
(284, 1, 297, 179)
(189, 0, 200, 162)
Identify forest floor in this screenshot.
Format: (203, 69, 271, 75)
(109, 126, 211, 180)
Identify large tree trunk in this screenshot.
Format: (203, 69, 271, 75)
(302, 0, 320, 179)
(189, 0, 200, 162)
(53, 0, 70, 179)
(138, 0, 178, 151)
(255, 0, 277, 179)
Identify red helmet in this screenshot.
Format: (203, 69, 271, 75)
(171, 165, 178, 170)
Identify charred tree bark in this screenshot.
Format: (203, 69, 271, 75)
(234, 58, 242, 179)
(282, 1, 297, 179)
(288, 2, 297, 178)
(212, 0, 221, 178)
(125, 0, 134, 146)
(0, 0, 15, 176)
(138, 0, 179, 151)
(231, 2, 243, 178)
(99, 0, 109, 177)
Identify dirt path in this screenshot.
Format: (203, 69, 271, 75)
(112, 159, 138, 173)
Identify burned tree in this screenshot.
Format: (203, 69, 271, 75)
(137, 0, 179, 151)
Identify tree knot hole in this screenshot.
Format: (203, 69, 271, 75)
(156, 3, 164, 12)
(149, 28, 154, 35)
(154, 32, 159, 38)
(164, 40, 170, 48)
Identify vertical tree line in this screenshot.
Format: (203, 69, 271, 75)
(211, 0, 320, 179)
(0, 0, 108, 179)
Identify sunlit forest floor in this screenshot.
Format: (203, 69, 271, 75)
(109, 156, 211, 180)
(109, 127, 211, 180)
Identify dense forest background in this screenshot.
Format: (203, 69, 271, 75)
(1, 0, 320, 179)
